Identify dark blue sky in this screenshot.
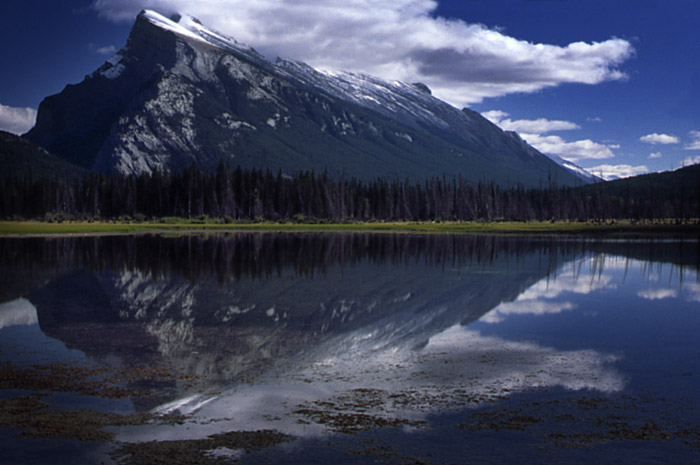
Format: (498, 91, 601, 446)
(455, 0, 700, 176)
(2, 0, 129, 107)
(2, 0, 698, 178)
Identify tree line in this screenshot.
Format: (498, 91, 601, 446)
(1, 162, 699, 222)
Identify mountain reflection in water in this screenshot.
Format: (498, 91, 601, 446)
(0, 233, 698, 445)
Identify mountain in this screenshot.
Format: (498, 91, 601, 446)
(541, 151, 600, 184)
(0, 131, 86, 180)
(26, 10, 588, 187)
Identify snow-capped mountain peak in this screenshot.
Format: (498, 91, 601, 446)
(141, 10, 210, 45)
(138, 10, 270, 68)
(26, 10, 592, 187)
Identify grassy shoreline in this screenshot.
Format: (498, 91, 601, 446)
(1, 220, 699, 236)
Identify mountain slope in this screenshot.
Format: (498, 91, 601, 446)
(26, 10, 587, 187)
(597, 163, 700, 192)
(0, 131, 86, 180)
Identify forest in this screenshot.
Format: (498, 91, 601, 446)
(1, 162, 699, 223)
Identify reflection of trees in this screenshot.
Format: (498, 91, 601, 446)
(0, 234, 552, 285)
(0, 234, 697, 293)
(6, 233, 694, 412)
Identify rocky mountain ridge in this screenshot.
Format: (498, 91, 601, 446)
(26, 10, 589, 186)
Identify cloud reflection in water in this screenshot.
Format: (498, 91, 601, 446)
(0, 298, 38, 329)
(117, 320, 623, 443)
(115, 253, 645, 443)
(480, 257, 617, 324)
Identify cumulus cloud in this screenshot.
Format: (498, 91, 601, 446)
(482, 110, 509, 124)
(520, 133, 616, 162)
(586, 164, 649, 180)
(684, 131, 700, 150)
(0, 103, 37, 135)
(483, 111, 580, 133)
(484, 111, 613, 163)
(648, 152, 662, 159)
(91, 0, 635, 106)
(640, 133, 679, 145)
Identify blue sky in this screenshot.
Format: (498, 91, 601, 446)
(1, 0, 698, 179)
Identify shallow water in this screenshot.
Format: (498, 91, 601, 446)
(1, 234, 699, 464)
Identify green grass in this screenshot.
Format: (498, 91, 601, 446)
(1, 220, 698, 236)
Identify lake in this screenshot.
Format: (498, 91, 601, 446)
(1, 233, 699, 464)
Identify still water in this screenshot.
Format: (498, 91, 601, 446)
(1, 233, 699, 464)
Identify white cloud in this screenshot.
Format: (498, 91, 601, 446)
(585, 164, 649, 180)
(89, 43, 117, 55)
(97, 45, 117, 55)
(684, 131, 700, 150)
(484, 110, 614, 163)
(91, 0, 635, 106)
(681, 155, 700, 166)
(0, 103, 37, 135)
(520, 133, 616, 162)
(640, 133, 679, 145)
(483, 111, 580, 133)
(648, 152, 662, 159)
(587, 116, 603, 123)
(482, 110, 509, 125)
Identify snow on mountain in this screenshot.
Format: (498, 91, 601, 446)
(134, 10, 455, 133)
(138, 10, 273, 72)
(25, 10, 591, 186)
(550, 156, 600, 183)
(141, 10, 211, 45)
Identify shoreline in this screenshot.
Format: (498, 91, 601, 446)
(1, 220, 700, 237)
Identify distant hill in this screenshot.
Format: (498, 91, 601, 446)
(594, 164, 700, 194)
(0, 131, 86, 180)
(25, 10, 589, 187)
(576, 163, 700, 221)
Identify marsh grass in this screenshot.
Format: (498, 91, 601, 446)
(1, 220, 698, 236)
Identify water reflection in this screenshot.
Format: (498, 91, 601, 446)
(0, 233, 699, 452)
(638, 288, 678, 300)
(6, 234, 582, 389)
(0, 299, 37, 329)
(116, 324, 623, 443)
(480, 257, 618, 323)
(482, 252, 700, 324)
